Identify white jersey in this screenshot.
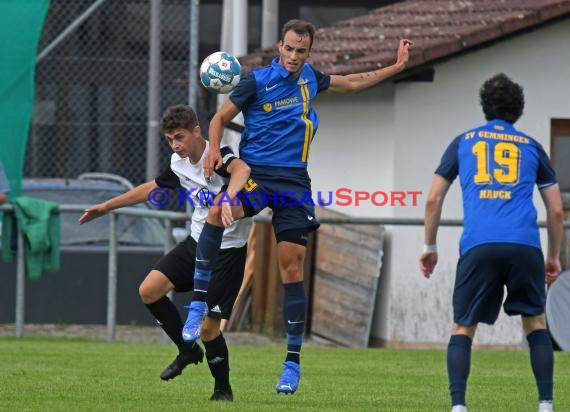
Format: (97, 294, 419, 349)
(157, 141, 252, 249)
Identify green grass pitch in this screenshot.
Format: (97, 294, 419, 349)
(1, 337, 568, 411)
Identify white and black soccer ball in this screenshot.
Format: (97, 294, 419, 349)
(199, 51, 241, 94)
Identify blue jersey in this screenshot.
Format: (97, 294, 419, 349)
(229, 57, 330, 168)
(436, 119, 557, 255)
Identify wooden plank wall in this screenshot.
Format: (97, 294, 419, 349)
(227, 207, 384, 348)
(310, 207, 385, 347)
(227, 221, 314, 336)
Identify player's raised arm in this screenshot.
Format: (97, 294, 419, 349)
(79, 180, 158, 225)
(327, 39, 413, 94)
(220, 158, 250, 227)
(206, 99, 241, 178)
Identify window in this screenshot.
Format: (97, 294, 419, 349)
(551, 119, 570, 192)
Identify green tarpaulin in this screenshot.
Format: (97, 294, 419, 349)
(0, 0, 50, 198)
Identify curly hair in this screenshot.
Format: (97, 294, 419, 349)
(159, 105, 198, 134)
(479, 73, 524, 124)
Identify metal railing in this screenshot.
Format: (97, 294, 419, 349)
(1, 203, 187, 341)
(1, 203, 568, 341)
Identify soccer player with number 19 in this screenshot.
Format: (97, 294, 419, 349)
(181, 19, 412, 394)
(420, 73, 563, 412)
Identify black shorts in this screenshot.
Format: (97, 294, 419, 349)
(241, 165, 320, 235)
(153, 236, 247, 319)
(454, 243, 546, 326)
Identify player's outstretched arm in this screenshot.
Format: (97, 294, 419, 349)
(420, 174, 451, 278)
(540, 184, 564, 284)
(206, 99, 241, 178)
(327, 39, 413, 94)
(78, 180, 158, 225)
(220, 158, 250, 227)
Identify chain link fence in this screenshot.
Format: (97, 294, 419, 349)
(26, 0, 226, 190)
(24, 0, 379, 190)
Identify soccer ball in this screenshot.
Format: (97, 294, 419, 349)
(199, 51, 241, 94)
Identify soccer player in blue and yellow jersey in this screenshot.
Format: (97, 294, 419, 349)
(420, 73, 563, 412)
(181, 19, 413, 394)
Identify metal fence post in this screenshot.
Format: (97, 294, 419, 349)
(146, 0, 161, 181)
(188, 0, 199, 109)
(106, 211, 118, 341)
(15, 229, 26, 337)
(163, 218, 175, 343)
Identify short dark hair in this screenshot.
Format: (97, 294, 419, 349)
(159, 105, 198, 134)
(281, 19, 316, 48)
(479, 73, 524, 124)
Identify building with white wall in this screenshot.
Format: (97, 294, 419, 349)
(240, 0, 570, 346)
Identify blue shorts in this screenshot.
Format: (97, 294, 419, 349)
(240, 165, 320, 235)
(453, 243, 546, 326)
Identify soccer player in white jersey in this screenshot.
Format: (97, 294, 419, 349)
(79, 105, 251, 401)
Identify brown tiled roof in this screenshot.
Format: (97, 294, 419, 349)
(239, 0, 570, 75)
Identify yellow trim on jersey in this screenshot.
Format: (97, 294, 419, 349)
(300, 84, 314, 162)
(243, 178, 258, 192)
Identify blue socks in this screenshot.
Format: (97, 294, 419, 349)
(283, 281, 306, 364)
(446, 329, 553, 407)
(447, 334, 472, 407)
(192, 222, 224, 302)
(527, 329, 554, 402)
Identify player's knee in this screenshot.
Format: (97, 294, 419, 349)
(201, 318, 221, 342)
(278, 252, 305, 282)
(522, 314, 546, 335)
(201, 325, 215, 341)
(138, 279, 160, 304)
(451, 323, 476, 338)
(280, 261, 303, 282)
(277, 235, 307, 282)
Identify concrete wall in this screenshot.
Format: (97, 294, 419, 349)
(308, 19, 570, 346)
